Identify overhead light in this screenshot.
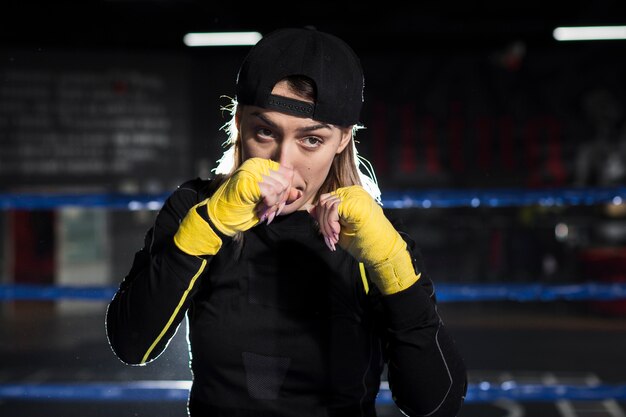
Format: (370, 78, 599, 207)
(553, 25, 626, 41)
(183, 32, 262, 47)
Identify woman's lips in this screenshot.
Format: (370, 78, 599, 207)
(286, 187, 303, 204)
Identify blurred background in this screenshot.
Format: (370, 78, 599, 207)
(1, 1, 625, 416)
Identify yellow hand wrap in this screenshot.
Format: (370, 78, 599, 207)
(207, 157, 280, 236)
(174, 200, 223, 256)
(174, 158, 279, 256)
(332, 186, 421, 295)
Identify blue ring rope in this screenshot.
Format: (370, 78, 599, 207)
(0, 192, 171, 210)
(1, 283, 625, 302)
(0, 284, 117, 301)
(435, 282, 626, 302)
(1, 381, 626, 403)
(382, 186, 626, 208)
(1, 186, 625, 209)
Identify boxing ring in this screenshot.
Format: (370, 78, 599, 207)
(1, 186, 626, 410)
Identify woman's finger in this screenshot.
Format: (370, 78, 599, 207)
(318, 199, 336, 251)
(318, 196, 339, 243)
(286, 187, 302, 204)
(255, 202, 270, 223)
(318, 192, 333, 205)
(264, 166, 296, 210)
(276, 165, 295, 185)
(259, 175, 286, 206)
(324, 199, 340, 251)
(323, 235, 334, 252)
(317, 198, 332, 238)
(324, 197, 341, 243)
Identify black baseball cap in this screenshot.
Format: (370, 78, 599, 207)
(235, 27, 364, 127)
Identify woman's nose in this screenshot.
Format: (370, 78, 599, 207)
(274, 142, 295, 169)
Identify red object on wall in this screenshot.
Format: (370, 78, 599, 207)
(8, 210, 57, 314)
(578, 247, 626, 316)
(11, 210, 56, 285)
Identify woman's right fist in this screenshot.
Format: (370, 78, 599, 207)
(174, 158, 296, 256)
(207, 157, 294, 236)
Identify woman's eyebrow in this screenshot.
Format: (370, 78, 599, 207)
(252, 111, 277, 127)
(251, 111, 331, 132)
(297, 123, 332, 133)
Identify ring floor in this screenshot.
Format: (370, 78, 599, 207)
(1, 300, 625, 417)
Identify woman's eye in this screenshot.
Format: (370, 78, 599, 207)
(257, 128, 274, 140)
(301, 137, 322, 148)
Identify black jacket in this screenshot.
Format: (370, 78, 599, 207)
(106, 178, 467, 417)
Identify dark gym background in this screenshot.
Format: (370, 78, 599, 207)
(1, 2, 625, 416)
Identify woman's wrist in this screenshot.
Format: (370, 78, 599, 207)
(368, 246, 421, 295)
(174, 202, 223, 256)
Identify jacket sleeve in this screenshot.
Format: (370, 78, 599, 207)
(373, 220, 468, 417)
(105, 179, 213, 366)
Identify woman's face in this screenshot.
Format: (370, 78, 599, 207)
(238, 81, 352, 214)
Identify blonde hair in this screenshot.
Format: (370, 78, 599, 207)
(212, 97, 381, 205)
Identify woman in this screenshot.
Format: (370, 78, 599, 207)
(106, 27, 467, 417)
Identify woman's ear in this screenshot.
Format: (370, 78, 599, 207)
(335, 126, 353, 154)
